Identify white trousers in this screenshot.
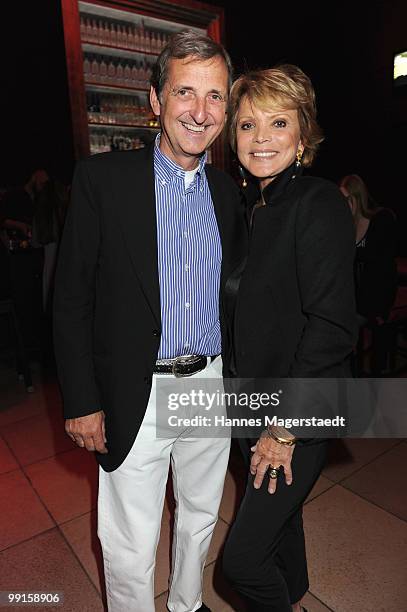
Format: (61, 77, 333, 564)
(98, 357, 230, 612)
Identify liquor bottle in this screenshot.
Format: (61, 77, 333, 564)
(102, 21, 110, 45)
(122, 24, 128, 47)
(123, 24, 128, 47)
(124, 62, 131, 85)
(139, 23, 145, 52)
(131, 62, 138, 88)
(91, 19, 99, 43)
(117, 24, 123, 47)
(99, 57, 108, 84)
(91, 55, 100, 83)
(86, 17, 93, 42)
(128, 97, 134, 124)
(121, 96, 127, 120)
(133, 97, 140, 124)
(102, 95, 111, 124)
(116, 61, 124, 86)
(83, 55, 91, 79)
(134, 26, 140, 51)
(108, 58, 116, 84)
(133, 61, 140, 88)
(102, 133, 111, 153)
(90, 132, 97, 154)
(106, 95, 114, 123)
(144, 28, 151, 53)
(150, 32, 157, 53)
(127, 25, 135, 50)
(109, 22, 117, 46)
(138, 62, 146, 89)
(95, 93, 102, 121)
(98, 20, 105, 45)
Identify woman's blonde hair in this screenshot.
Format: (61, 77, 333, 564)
(228, 64, 324, 167)
(339, 174, 378, 219)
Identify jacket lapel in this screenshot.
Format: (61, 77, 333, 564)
(116, 144, 161, 327)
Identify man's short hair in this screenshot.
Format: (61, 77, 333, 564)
(151, 29, 233, 99)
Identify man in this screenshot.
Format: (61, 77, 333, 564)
(54, 30, 247, 612)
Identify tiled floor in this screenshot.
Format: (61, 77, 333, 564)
(0, 363, 406, 611)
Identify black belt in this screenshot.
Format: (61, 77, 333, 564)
(153, 354, 218, 377)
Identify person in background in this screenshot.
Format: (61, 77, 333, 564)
(32, 178, 69, 311)
(339, 174, 398, 322)
(0, 169, 49, 241)
(54, 30, 246, 612)
(222, 65, 357, 612)
(0, 169, 49, 352)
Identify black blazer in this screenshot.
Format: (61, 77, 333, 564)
(229, 164, 358, 379)
(53, 143, 247, 471)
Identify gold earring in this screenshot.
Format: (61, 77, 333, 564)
(238, 165, 248, 187)
(296, 149, 303, 166)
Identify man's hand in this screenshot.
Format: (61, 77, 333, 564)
(250, 432, 295, 494)
(65, 411, 108, 453)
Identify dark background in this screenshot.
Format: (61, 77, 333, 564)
(1, 0, 406, 247)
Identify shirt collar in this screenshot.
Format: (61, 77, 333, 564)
(243, 161, 303, 208)
(154, 133, 207, 184)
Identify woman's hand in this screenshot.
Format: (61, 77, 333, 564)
(250, 432, 295, 494)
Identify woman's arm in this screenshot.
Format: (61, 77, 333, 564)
(290, 182, 357, 377)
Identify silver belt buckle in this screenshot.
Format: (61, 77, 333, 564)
(172, 354, 204, 378)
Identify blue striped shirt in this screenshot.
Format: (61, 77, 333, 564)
(154, 135, 222, 359)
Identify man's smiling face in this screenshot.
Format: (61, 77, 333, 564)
(150, 55, 228, 170)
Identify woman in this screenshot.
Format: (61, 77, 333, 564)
(32, 178, 69, 311)
(339, 174, 398, 322)
(222, 65, 357, 612)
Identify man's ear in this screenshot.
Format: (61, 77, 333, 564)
(150, 86, 161, 116)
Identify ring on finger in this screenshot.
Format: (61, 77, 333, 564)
(269, 466, 280, 479)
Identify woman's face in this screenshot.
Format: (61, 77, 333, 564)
(236, 96, 303, 190)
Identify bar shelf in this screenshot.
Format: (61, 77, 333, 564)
(88, 121, 159, 129)
(62, 0, 226, 166)
(82, 42, 159, 61)
(85, 80, 149, 92)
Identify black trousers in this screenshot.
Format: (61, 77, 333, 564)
(223, 439, 328, 611)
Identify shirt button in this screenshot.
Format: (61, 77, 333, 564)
(184, 231, 188, 238)
(185, 264, 190, 271)
(152, 329, 160, 337)
(185, 303, 190, 308)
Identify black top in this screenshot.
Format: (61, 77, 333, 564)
(226, 162, 357, 379)
(354, 208, 398, 319)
